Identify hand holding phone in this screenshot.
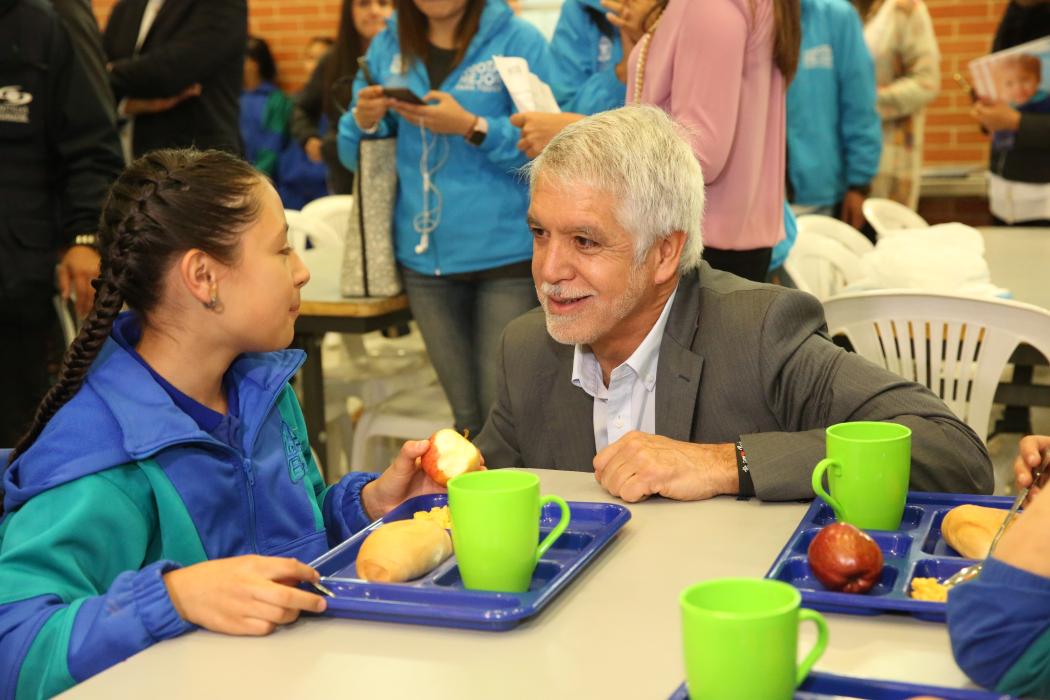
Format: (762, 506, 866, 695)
(382, 87, 426, 105)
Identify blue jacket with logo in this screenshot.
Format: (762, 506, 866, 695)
(549, 0, 625, 114)
(786, 0, 881, 208)
(0, 313, 377, 698)
(338, 0, 554, 276)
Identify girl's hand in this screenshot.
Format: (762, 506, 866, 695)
(392, 91, 476, 136)
(361, 440, 446, 518)
(354, 85, 392, 130)
(163, 556, 327, 635)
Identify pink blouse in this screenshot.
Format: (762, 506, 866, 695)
(628, 0, 786, 251)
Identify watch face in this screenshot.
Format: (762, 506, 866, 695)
(468, 130, 486, 146)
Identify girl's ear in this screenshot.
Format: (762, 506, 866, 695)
(177, 249, 221, 308)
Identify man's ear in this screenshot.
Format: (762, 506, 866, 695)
(653, 231, 687, 285)
(177, 249, 220, 307)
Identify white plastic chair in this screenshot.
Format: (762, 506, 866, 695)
(862, 198, 929, 239)
(822, 290, 1050, 443)
(796, 215, 874, 257)
(285, 209, 343, 253)
(784, 230, 867, 301)
(349, 381, 454, 471)
(301, 195, 354, 243)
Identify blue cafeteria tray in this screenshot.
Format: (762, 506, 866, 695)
(765, 492, 1013, 622)
(308, 493, 631, 631)
(668, 670, 1014, 699)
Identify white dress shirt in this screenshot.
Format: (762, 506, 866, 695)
(571, 287, 678, 452)
(119, 0, 167, 162)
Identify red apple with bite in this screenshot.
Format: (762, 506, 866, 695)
(807, 522, 884, 594)
(420, 429, 483, 486)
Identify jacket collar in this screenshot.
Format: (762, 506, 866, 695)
(89, 313, 305, 458)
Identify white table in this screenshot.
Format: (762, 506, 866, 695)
(63, 470, 975, 699)
(980, 226, 1050, 310)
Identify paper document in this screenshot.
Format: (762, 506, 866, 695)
(967, 35, 1050, 107)
(493, 56, 560, 113)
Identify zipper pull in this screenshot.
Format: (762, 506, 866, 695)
(242, 458, 255, 486)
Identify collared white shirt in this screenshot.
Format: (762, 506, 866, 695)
(120, 0, 167, 163)
(571, 287, 678, 452)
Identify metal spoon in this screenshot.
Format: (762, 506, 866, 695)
(944, 461, 1048, 590)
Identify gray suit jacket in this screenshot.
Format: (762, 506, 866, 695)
(475, 264, 994, 500)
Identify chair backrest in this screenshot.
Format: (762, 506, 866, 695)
(796, 215, 874, 257)
(301, 195, 354, 242)
(285, 209, 343, 253)
(862, 198, 929, 239)
(783, 230, 867, 300)
(822, 290, 1050, 442)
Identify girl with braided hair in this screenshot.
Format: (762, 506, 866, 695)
(0, 148, 444, 698)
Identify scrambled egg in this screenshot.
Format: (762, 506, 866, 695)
(909, 577, 949, 602)
(413, 505, 451, 529)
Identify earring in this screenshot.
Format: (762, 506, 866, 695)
(203, 283, 219, 310)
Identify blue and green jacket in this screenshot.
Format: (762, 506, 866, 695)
(948, 557, 1050, 698)
(0, 313, 377, 699)
(338, 0, 554, 276)
(549, 0, 625, 115)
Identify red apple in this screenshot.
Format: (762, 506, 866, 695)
(807, 522, 884, 594)
(420, 429, 482, 486)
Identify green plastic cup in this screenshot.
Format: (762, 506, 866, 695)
(447, 470, 570, 593)
(681, 578, 829, 700)
(811, 421, 912, 530)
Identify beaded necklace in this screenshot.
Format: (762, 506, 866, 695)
(632, 8, 665, 103)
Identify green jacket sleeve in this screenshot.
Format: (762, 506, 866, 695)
(0, 467, 194, 699)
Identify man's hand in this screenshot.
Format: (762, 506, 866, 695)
(58, 245, 100, 317)
(592, 432, 738, 502)
(1013, 434, 1050, 505)
(392, 91, 475, 136)
(123, 83, 202, 116)
(840, 189, 867, 230)
(510, 112, 584, 158)
(971, 99, 1021, 133)
(304, 137, 323, 163)
(361, 439, 446, 519)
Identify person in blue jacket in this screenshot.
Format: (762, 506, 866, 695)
(339, 0, 554, 437)
(512, 0, 630, 157)
(0, 149, 442, 699)
(552, 0, 624, 113)
(786, 0, 881, 231)
(948, 433, 1050, 698)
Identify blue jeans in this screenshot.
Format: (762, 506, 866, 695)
(401, 266, 538, 437)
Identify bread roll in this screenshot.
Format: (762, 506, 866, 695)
(941, 504, 1010, 560)
(356, 519, 452, 583)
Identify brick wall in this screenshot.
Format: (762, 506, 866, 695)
(926, 0, 1008, 165)
(91, 0, 1009, 167)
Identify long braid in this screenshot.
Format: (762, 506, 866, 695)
(3, 148, 262, 496)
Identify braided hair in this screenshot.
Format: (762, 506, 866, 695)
(6, 149, 263, 470)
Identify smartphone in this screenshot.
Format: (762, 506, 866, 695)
(382, 86, 426, 105)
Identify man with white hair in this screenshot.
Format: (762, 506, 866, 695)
(474, 105, 993, 501)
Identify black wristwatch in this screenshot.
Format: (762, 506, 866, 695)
(465, 116, 488, 146)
